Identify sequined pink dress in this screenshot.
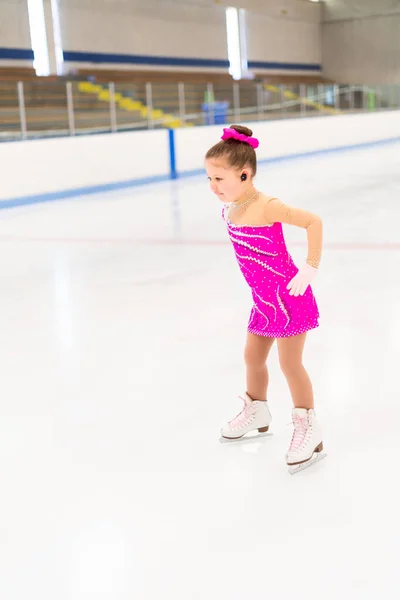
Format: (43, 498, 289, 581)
(223, 206, 319, 338)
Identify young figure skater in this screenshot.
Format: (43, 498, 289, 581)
(205, 125, 324, 472)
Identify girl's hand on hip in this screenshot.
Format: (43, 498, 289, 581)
(287, 263, 318, 296)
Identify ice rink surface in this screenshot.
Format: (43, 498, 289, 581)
(0, 141, 399, 599)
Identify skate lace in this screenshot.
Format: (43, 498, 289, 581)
(228, 396, 256, 429)
(289, 415, 310, 453)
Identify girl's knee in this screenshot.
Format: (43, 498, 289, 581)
(279, 356, 303, 376)
(244, 345, 266, 369)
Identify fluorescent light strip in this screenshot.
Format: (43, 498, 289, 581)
(27, 0, 50, 75)
(51, 0, 64, 75)
(238, 9, 248, 77)
(226, 7, 241, 81)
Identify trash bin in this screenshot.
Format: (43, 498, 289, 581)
(202, 101, 230, 125)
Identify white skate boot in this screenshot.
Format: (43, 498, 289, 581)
(286, 408, 326, 474)
(220, 393, 272, 442)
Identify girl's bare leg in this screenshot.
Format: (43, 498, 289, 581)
(244, 333, 275, 400)
(277, 332, 314, 409)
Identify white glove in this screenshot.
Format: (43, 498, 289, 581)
(287, 263, 318, 297)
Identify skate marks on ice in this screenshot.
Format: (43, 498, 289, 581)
(288, 451, 327, 475)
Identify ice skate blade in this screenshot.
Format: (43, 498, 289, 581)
(288, 452, 327, 475)
(219, 431, 273, 444)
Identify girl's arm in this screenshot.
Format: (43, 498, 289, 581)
(264, 197, 323, 268)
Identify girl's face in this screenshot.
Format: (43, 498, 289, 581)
(205, 159, 250, 203)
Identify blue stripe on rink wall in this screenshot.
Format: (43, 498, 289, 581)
(248, 60, 321, 72)
(0, 47, 321, 71)
(63, 51, 321, 72)
(0, 133, 399, 211)
(0, 47, 34, 60)
(0, 47, 321, 72)
(63, 51, 230, 69)
(0, 175, 171, 211)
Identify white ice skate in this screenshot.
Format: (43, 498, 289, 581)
(220, 393, 272, 443)
(286, 408, 327, 474)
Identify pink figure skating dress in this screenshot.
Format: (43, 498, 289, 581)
(223, 205, 320, 338)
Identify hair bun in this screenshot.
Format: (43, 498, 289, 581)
(230, 124, 253, 137)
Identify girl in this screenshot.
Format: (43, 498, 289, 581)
(205, 125, 324, 471)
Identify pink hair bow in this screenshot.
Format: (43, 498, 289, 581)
(221, 127, 259, 149)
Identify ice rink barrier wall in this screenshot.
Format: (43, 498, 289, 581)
(0, 111, 399, 209)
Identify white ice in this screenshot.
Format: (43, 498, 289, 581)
(0, 142, 399, 600)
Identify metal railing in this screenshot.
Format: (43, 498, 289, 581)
(1, 80, 399, 141)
